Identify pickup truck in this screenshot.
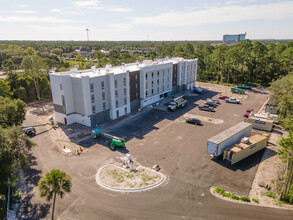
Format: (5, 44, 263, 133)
(167, 98, 187, 111)
(226, 98, 240, 104)
(198, 105, 214, 112)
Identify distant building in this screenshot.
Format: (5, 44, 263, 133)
(50, 57, 198, 127)
(223, 33, 246, 44)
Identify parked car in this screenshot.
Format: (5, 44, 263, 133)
(22, 127, 36, 136)
(186, 118, 202, 125)
(244, 108, 253, 117)
(205, 101, 217, 107)
(210, 99, 220, 104)
(219, 95, 229, 100)
(198, 105, 214, 112)
(226, 98, 240, 104)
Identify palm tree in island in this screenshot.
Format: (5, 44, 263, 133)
(38, 169, 72, 220)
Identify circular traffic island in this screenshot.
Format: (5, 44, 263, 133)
(96, 164, 166, 192)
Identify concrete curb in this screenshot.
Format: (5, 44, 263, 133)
(96, 164, 166, 192)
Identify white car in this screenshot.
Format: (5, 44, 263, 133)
(226, 98, 240, 104)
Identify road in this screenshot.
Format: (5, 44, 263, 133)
(21, 83, 293, 219)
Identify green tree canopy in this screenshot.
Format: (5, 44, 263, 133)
(0, 96, 26, 128)
(39, 169, 72, 220)
(0, 79, 11, 98)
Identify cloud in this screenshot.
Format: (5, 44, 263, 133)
(0, 10, 38, 14)
(129, 1, 293, 27)
(0, 16, 71, 23)
(50, 9, 62, 13)
(73, 0, 100, 7)
(15, 4, 28, 8)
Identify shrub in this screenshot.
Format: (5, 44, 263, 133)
(265, 191, 276, 199)
(215, 187, 225, 195)
(240, 196, 251, 202)
(223, 192, 231, 198)
(231, 194, 240, 200)
(252, 198, 259, 204)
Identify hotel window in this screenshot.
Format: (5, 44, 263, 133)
(157, 87, 159, 94)
(146, 91, 148, 97)
(157, 71, 159, 77)
(152, 81, 154, 87)
(136, 92, 138, 98)
(135, 75, 138, 82)
(103, 102, 106, 110)
(125, 107, 127, 114)
(92, 105, 96, 114)
(152, 89, 154, 95)
(115, 80, 118, 88)
(124, 97, 127, 105)
(123, 78, 126, 86)
(90, 83, 94, 92)
(91, 94, 95, 103)
(157, 79, 159, 85)
(136, 83, 138, 89)
(124, 88, 127, 95)
(102, 92, 105, 100)
(152, 72, 154, 78)
(146, 82, 148, 89)
(116, 100, 119, 108)
(115, 90, 118, 99)
(101, 81, 105, 89)
(60, 84, 63, 90)
(163, 70, 165, 76)
(145, 74, 148, 79)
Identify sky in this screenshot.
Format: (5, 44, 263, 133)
(0, 0, 293, 41)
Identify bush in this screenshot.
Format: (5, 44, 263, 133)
(240, 196, 251, 202)
(252, 198, 259, 204)
(231, 194, 240, 200)
(265, 191, 276, 199)
(215, 187, 225, 195)
(223, 192, 231, 198)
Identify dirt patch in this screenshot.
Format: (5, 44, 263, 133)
(98, 165, 164, 190)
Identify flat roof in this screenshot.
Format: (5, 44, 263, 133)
(50, 57, 197, 78)
(208, 122, 252, 144)
(248, 116, 274, 123)
(230, 134, 267, 153)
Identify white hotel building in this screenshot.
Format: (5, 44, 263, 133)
(49, 57, 198, 127)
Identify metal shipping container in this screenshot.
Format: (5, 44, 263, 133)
(223, 134, 269, 164)
(244, 116, 274, 132)
(207, 122, 252, 157)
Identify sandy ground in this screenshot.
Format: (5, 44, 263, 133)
(99, 165, 163, 189)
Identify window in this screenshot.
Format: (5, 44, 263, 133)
(163, 78, 164, 83)
(123, 78, 126, 86)
(152, 89, 154, 95)
(124, 97, 127, 105)
(91, 94, 95, 103)
(157, 87, 159, 94)
(115, 90, 118, 99)
(145, 74, 148, 79)
(175, 66, 177, 71)
(135, 75, 138, 80)
(146, 91, 148, 97)
(60, 84, 63, 90)
(103, 102, 106, 110)
(157, 71, 159, 77)
(136, 84, 138, 89)
(146, 82, 148, 89)
(102, 92, 105, 100)
(167, 77, 170, 82)
(163, 70, 165, 76)
(136, 92, 138, 98)
(157, 79, 159, 85)
(115, 79, 118, 88)
(152, 72, 154, 78)
(61, 95, 65, 106)
(152, 81, 154, 86)
(101, 81, 105, 89)
(90, 83, 94, 92)
(92, 105, 96, 114)
(125, 107, 127, 114)
(168, 69, 170, 74)
(116, 100, 119, 108)
(124, 88, 127, 96)
(162, 86, 164, 91)
(116, 110, 119, 118)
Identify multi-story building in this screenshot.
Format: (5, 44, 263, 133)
(223, 33, 246, 44)
(49, 57, 197, 127)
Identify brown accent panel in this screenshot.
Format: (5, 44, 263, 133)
(129, 70, 140, 101)
(172, 64, 178, 86)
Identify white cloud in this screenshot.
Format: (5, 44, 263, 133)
(15, 4, 28, 8)
(73, 0, 100, 7)
(129, 1, 293, 27)
(50, 9, 62, 13)
(0, 16, 71, 23)
(107, 7, 132, 13)
(0, 10, 38, 14)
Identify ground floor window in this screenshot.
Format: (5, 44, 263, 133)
(116, 110, 119, 118)
(125, 107, 127, 114)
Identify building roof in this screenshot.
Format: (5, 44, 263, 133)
(229, 134, 267, 153)
(49, 57, 197, 78)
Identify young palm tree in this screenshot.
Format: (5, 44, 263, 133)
(38, 169, 71, 220)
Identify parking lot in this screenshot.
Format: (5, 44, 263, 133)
(21, 83, 293, 219)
